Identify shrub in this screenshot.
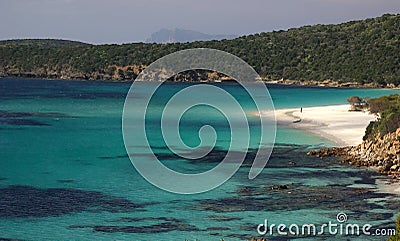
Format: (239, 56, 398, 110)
(369, 94, 400, 114)
(387, 215, 400, 241)
(363, 94, 400, 140)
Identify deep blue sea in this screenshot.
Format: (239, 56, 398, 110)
(0, 78, 399, 240)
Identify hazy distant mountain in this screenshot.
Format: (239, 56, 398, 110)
(146, 28, 237, 43)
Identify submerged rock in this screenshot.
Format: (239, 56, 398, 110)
(271, 184, 289, 190)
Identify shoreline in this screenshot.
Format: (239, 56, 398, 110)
(264, 79, 400, 89)
(261, 105, 400, 195)
(261, 104, 377, 147)
(1, 76, 400, 89)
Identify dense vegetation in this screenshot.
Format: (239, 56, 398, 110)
(1, 14, 399, 83)
(364, 94, 400, 140)
(388, 215, 400, 241)
(0, 39, 90, 48)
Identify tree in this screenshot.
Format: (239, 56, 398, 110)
(117, 69, 124, 79)
(106, 66, 116, 77)
(363, 94, 400, 140)
(347, 96, 364, 111)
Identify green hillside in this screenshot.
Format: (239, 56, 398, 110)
(0, 39, 90, 48)
(0, 14, 399, 84)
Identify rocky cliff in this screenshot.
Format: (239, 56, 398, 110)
(308, 128, 400, 177)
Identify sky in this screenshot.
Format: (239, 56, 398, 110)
(1, 0, 400, 44)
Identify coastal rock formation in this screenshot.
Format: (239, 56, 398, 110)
(308, 128, 400, 177)
(264, 78, 400, 89)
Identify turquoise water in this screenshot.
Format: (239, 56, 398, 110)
(0, 78, 399, 240)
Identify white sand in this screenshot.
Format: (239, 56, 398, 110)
(259, 105, 400, 196)
(260, 104, 378, 146)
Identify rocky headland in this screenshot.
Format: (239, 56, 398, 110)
(308, 128, 400, 178)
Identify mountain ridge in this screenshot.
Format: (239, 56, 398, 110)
(0, 13, 399, 85)
(145, 28, 237, 43)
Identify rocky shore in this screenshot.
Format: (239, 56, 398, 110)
(0, 66, 234, 82)
(308, 128, 400, 178)
(2, 67, 400, 89)
(264, 78, 400, 89)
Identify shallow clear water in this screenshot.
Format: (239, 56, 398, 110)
(0, 78, 399, 240)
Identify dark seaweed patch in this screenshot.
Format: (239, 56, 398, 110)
(116, 217, 181, 223)
(383, 196, 400, 210)
(92, 222, 198, 233)
(351, 211, 394, 222)
(98, 154, 129, 160)
(0, 119, 50, 126)
(259, 169, 366, 183)
(0, 185, 148, 218)
(192, 185, 388, 213)
(205, 226, 230, 231)
(71, 219, 199, 233)
(208, 215, 243, 222)
(0, 110, 32, 118)
(353, 172, 377, 185)
(0, 110, 74, 126)
(0, 110, 71, 118)
(132, 145, 338, 170)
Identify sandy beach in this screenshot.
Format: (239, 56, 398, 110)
(261, 104, 378, 147)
